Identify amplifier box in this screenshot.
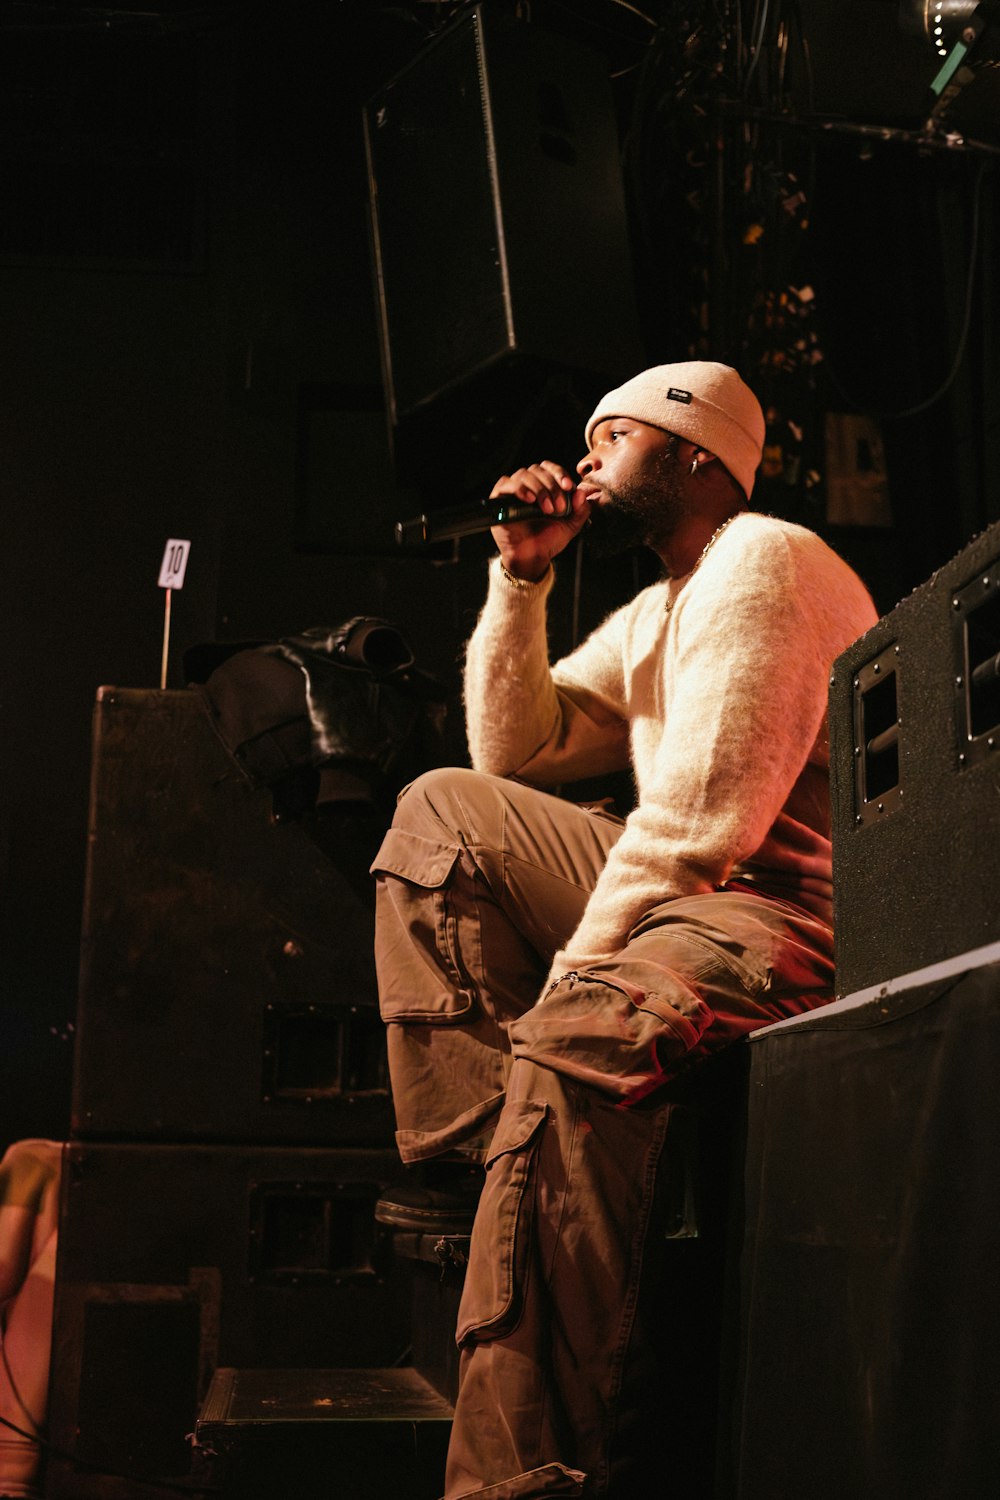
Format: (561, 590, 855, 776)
(829, 519, 1000, 996)
(73, 687, 393, 1145)
(46, 1141, 408, 1498)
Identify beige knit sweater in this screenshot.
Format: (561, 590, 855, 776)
(463, 512, 878, 978)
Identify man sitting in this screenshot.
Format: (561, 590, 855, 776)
(372, 362, 877, 1499)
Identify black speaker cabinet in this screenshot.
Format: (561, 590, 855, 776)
(364, 4, 642, 429)
(46, 1141, 408, 1498)
(830, 518, 1000, 996)
(731, 963, 1000, 1500)
(73, 687, 394, 1145)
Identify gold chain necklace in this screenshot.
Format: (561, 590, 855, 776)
(696, 512, 741, 568)
(665, 512, 742, 613)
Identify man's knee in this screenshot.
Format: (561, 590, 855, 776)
(390, 766, 516, 863)
(393, 764, 486, 831)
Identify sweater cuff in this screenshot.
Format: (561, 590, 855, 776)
(490, 555, 555, 603)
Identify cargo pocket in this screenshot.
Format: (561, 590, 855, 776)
(456, 1099, 548, 1348)
(372, 825, 474, 1022)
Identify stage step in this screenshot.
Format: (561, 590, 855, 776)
(196, 1366, 453, 1499)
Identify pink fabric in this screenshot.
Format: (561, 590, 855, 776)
(0, 1140, 61, 1500)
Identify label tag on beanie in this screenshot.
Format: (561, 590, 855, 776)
(667, 388, 692, 403)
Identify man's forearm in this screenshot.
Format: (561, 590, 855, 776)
(464, 558, 559, 776)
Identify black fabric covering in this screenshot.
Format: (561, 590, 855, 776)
(196, 617, 445, 809)
(731, 963, 1000, 1499)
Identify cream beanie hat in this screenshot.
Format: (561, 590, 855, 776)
(584, 361, 766, 499)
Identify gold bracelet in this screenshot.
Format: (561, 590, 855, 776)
(500, 561, 548, 589)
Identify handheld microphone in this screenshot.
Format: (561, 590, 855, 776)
(395, 495, 555, 546)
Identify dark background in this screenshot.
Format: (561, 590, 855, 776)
(2, 0, 998, 1145)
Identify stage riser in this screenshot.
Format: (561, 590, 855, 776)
(732, 964, 1000, 1498)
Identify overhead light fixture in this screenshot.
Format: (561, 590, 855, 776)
(898, 0, 980, 58)
(902, 0, 1000, 138)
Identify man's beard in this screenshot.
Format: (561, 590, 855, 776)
(585, 436, 687, 558)
(585, 500, 649, 557)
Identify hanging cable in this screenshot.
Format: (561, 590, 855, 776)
(0, 1407, 222, 1495)
(608, 0, 658, 26)
(572, 528, 585, 648)
(824, 158, 989, 420)
(742, 0, 774, 102)
(888, 157, 988, 417)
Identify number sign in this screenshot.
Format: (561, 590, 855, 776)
(158, 539, 191, 590)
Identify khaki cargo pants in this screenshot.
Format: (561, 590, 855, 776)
(372, 767, 835, 1499)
